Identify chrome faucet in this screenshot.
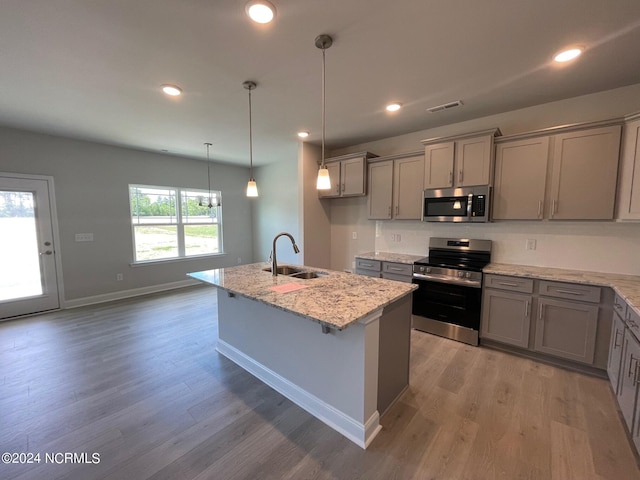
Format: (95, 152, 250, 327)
(271, 232, 300, 276)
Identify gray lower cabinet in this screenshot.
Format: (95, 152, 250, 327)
(481, 278, 533, 348)
(608, 309, 627, 394)
(534, 297, 598, 364)
(618, 330, 640, 434)
(355, 258, 381, 277)
(381, 262, 413, 283)
(482, 275, 608, 368)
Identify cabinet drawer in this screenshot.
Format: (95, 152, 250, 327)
(613, 293, 628, 318)
(484, 274, 534, 294)
(382, 262, 413, 277)
(382, 272, 413, 283)
(626, 305, 640, 341)
(355, 258, 381, 272)
(539, 281, 601, 303)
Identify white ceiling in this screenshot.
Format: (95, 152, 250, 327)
(2, 0, 640, 166)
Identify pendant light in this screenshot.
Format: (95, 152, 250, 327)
(315, 34, 333, 190)
(204, 142, 216, 208)
(243, 80, 259, 197)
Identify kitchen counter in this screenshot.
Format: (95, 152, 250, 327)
(188, 262, 416, 330)
(356, 251, 425, 264)
(188, 262, 416, 448)
(484, 263, 640, 318)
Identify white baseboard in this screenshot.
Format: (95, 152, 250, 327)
(64, 279, 200, 309)
(216, 339, 381, 449)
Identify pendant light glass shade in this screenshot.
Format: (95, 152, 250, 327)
(246, 180, 258, 197)
(315, 34, 333, 190)
(243, 81, 259, 197)
(316, 167, 331, 189)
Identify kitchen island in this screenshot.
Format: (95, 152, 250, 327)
(188, 263, 416, 448)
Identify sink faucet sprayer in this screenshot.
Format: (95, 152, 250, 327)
(271, 232, 300, 276)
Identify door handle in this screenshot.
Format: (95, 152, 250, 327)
(39, 250, 53, 256)
(395, 205, 399, 215)
(458, 169, 463, 183)
(538, 200, 543, 218)
(524, 300, 530, 318)
(448, 171, 453, 185)
(629, 355, 638, 379)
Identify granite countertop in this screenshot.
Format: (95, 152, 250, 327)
(188, 263, 417, 330)
(356, 252, 425, 264)
(484, 262, 640, 318)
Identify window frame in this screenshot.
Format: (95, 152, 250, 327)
(128, 184, 223, 264)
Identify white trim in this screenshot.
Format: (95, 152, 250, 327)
(0, 172, 65, 313)
(216, 339, 381, 449)
(64, 279, 199, 308)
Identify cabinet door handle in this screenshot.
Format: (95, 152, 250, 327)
(388, 206, 392, 217)
(336, 183, 340, 194)
(459, 169, 463, 183)
(449, 171, 453, 185)
(497, 281, 519, 287)
(554, 289, 584, 296)
(538, 200, 543, 218)
(341, 183, 345, 193)
(614, 330, 623, 348)
(538, 304, 544, 321)
(629, 355, 638, 378)
(614, 301, 624, 311)
(395, 205, 399, 215)
(524, 300, 530, 318)
(635, 362, 640, 386)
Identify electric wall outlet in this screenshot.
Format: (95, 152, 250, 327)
(352, 232, 357, 240)
(116, 273, 123, 281)
(75, 233, 94, 242)
(526, 239, 537, 251)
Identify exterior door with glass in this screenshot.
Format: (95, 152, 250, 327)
(1, 174, 60, 319)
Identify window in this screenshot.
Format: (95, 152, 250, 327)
(129, 185, 222, 262)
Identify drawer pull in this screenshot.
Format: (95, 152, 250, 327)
(389, 267, 404, 272)
(497, 281, 519, 287)
(554, 289, 584, 296)
(361, 262, 373, 267)
(614, 330, 623, 348)
(614, 302, 624, 311)
(635, 362, 640, 386)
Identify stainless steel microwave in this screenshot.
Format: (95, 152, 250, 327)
(422, 186, 491, 223)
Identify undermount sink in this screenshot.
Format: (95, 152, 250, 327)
(289, 271, 328, 280)
(262, 266, 303, 275)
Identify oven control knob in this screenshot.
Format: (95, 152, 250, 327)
(457, 271, 464, 278)
(426, 267, 431, 273)
(465, 272, 471, 278)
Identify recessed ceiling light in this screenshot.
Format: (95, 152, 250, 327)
(161, 84, 182, 96)
(386, 103, 402, 112)
(554, 47, 583, 63)
(297, 131, 309, 138)
(245, 0, 276, 24)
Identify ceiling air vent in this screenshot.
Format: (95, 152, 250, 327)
(426, 100, 463, 113)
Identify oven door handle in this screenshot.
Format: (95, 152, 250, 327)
(413, 273, 482, 288)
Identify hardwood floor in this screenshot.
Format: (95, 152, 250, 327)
(1, 286, 639, 479)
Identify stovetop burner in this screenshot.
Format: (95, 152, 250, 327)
(413, 238, 492, 274)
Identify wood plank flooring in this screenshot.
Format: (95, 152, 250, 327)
(1, 286, 639, 479)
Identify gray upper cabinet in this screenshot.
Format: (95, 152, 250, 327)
(318, 162, 342, 198)
(548, 124, 621, 220)
(424, 142, 455, 188)
(367, 151, 424, 220)
(617, 114, 640, 221)
(493, 136, 550, 220)
(367, 160, 394, 219)
(319, 151, 377, 198)
(422, 129, 500, 189)
(492, 121, 622, 221)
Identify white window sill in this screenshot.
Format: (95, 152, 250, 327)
(129, 252, 227, 267)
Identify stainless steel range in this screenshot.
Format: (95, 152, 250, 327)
(412, 237, 492, 346)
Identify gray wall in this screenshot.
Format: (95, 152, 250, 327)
(251, 152, 300, 265)
(0, 127, 253, 302)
